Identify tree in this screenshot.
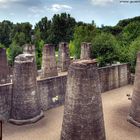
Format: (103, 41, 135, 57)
(72, 24, 97, 58)
(7, 41, 23, 66)
(129, 36, 140, 73)
(118, 21, 140, 46)
(0, 20, 13, 47)
(11, 22, 32, 46)
(49, 13, 76, 45)
(34, 17, 51, 43)
(92, 32, 119, 66)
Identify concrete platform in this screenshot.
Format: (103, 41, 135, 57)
(3, 85, 140, 140)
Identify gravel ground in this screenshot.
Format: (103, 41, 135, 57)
(2, 85, 140, 140)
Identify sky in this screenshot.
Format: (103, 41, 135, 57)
(0, 0, 140, 27)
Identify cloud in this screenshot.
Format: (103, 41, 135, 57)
(47, 4, 72, 12)
(91, 0, 114, 6)
(29, 6, 44, 14)
(0, 0, 41, 9)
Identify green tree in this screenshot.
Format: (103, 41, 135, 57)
(7, 41, 23, 66)
(0, 20, 13, 47)
(119, 21, 140, 46)
(49, 13, 76, 45)
(92, 32, 119, 66)
(72, 24, 97, 58)
(11, 22, 32, 46)
(34, 17, 51, 43)
(35, 40, 44, 69)
(0, 43, 5, 49)
(129, 36, 140, 73)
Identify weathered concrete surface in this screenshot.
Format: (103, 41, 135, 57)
(0, 63, 130, 120)
(80, 42, 92, 60)
(9, 54, 43, 125)
(3, 85, 140, 140)
(0, 48, 10, 84)
(37, 74, 67, 110)
(127, 52, 140, 127)
(61, 60, 106, 140)
(58, 42, 70, 72)
(23, 44, 36, 56)
(41, 44, 58, 78)
(98, 63, 130, 92)
(0, 83, 12, 120)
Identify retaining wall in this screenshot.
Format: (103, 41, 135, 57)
(0, 63, 130, 120)
(37, 75, 67, 110)
(0, 83, 12, 120)
(98, 63, 130, 92)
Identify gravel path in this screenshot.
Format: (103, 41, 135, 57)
(2, 85, 140, 140)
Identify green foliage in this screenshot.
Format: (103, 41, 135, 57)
(1, 14, 140, 73)
(7, 41, 23, 66)
(11, 22, 32, 46)
(119, 21, 140, 46)
(129, 37, 140, 73)
(35, 40, 44, 69)
(34, 17, 51, 43)
(92, 32, 119, 66)
(69, 41, 75, 57)
(72, 24, 97, 58)
(0, 20, 13, 47)
(49, 13, 76, 44)
(0, 43, 5, 49)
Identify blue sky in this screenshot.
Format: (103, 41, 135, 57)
(0, 0, 140, 27)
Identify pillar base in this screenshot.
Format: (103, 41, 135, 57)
(127, 115, 140, 128)
(9, 110, 44, 125)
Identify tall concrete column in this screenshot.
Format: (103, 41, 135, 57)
(61, 60, 106, 140)
(127, 52, 140, 127)
(58, 42, 70, 72)
(80, 42, 92, 60)
(41, 44, 58, 78)
(23, 44, 38, 74)
(9, 54, 43, 125)
(0, 48, 10, 84)
(23, 44, 36, 56)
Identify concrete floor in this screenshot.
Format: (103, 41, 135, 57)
(2, 85, 140, 140)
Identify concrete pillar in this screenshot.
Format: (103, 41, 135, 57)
(23, 44, 37, 74)
(9, 54, 43, 125)
(61, 60, 106, 140)
(58, 42, 70, 72)
(41, 44, 58, 78)
(0, 48, 10, 84)
(80, 42, 92, 60)
(127, 52, 140, 127)
(23, 44, 36, 56)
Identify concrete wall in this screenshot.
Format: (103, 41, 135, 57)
(0, 83, 12, 120)
(37, 75, 67, 111)
(0, 63, 130, 120)
(98, 63, 130, 92)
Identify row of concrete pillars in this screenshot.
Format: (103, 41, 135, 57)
(22, 42, 92, 79)
(0, 42, 92, 83)
(0, 43, 140, 139)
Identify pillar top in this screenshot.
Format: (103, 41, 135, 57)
(71, 59, 97, 69)
(81, 42, 91, 45)
(44, 44, 54, 47)
(15, 54, 34, 63)
(59, 42, 68, 45)
(23, 43, 35, 48)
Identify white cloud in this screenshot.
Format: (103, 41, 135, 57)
(0, 0, 41, 9)
(91, 0, 114, 6)
(0, 0, 23, 9)
(29, 6, 44, 14)
(47, 4, 72, 12)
